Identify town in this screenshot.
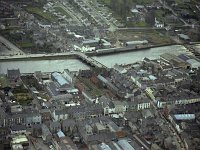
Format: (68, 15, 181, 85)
(1, 52, 200, 150)
(0, 0, 200, 150)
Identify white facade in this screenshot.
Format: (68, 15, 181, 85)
(137, 102, 151, 110)
(52, 110, 68, 121)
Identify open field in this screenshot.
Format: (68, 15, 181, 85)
(26, 7, 56, 22)
(108, 30, 173, 45)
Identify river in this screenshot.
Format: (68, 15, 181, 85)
(0, 45, 192, 74)
(0, 59, 90, 74)
(92, 45, 192, 67)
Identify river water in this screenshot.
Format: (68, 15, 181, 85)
(0, 45, 192, 74)
(92, 45, 192, 68)
(0, 59, 90, 74)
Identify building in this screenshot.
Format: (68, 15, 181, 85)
(10, 135, 29, 150)
(186, 59, 200, 70)
(40, 109, 52, 122)
(82, 38, 100, 47)
(155, 87, 200, 108)
(0, 108, 41, 127)
(0, 127, 9, 143)
(67, 105, 103, 120)
(49, 121, 61, 133)
(7, 69, 20, 80)
(113, 64, 127, 74)
(63, 69, 74, 84)
(61, 119, 76, 135)
(10, 125, 27, 135)
(160, 53, 190, 69)
(51, 72, 69, 87)
(52, 109, 68, 121)
(125, 40, 148, 47)
(178, 34, 190, 41)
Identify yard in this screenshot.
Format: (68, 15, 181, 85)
(13, 85, 33, 105)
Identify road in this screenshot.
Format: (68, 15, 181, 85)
(148, 98, 187, 150)
(133, 134, 150, 150)
(0, 35, 25, 55)
(158, 0, 189, 26)
(54, 3, 82, 26)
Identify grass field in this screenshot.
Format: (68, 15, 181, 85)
(17, 42, 34, 48)
(108, 30, 173, 45)
(26, 7, 56, 22)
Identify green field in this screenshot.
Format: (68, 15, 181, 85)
(13, 86, 33, 105)
(26, 7, 56, 22)
(0, 75, 10, 88)
(17, 42, 34, 48)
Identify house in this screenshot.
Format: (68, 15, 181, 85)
(156, 87, 200, 108)
(49, 121, 61, 133)
(77, 117, 118, 144)
(67, 105, 103, 120)
(0, 108, 41, 127)
(61, 119, 76, 135)
(32, 124, 42, 138)
(10, 104, 23, 113)
(24, 109, 42, 127)
(98, 96, 113, 115)
(10, 125, 27, 135)
(40, 109, 52, 122)
(0, 127, 10, 143)
(155, 18, 164, 28)
(112, 101, 127, 114)
(133, 97, 151, 110)
(52, 109, 68, 121)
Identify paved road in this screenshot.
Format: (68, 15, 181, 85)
(0, 35, 25, 55)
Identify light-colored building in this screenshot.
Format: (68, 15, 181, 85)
(52, 109, 69, 121)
